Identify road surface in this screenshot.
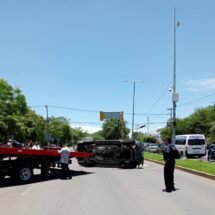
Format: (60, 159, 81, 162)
(0, 160, 214, 215)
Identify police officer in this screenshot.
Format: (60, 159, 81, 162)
(163, 138, 176, 192)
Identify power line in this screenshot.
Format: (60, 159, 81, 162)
(30, 105, 168, 116)
(144, 81, 172, 114)
(71, 121, 102, 125)
(178, 92, 215, 107)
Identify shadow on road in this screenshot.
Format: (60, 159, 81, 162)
(0, 169, 95, 188)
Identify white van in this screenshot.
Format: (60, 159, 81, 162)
(175, 134, 206, 158)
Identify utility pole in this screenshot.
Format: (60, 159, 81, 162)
(167, 108, 173, 127)
(172, 8, 179, 145)
(131, 81, 135, 140)
(147, 116, 149, 133)
(45, 105, 49, 143)
(124, 80, 144, 141)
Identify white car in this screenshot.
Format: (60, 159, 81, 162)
(146, 143, 159, 153)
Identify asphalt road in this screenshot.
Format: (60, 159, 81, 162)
(0, 160, 215, 215)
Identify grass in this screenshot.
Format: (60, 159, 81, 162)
(144, 152, 215, 175)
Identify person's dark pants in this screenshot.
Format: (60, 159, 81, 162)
(164, 160, 175, 191)
(61, 163, 72, 179)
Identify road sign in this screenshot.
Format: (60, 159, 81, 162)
(100, 111, 123, 121)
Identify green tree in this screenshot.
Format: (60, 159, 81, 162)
(49, 117, 72, 146)
(0, 79, 28, 141)
(90, 130, 105, 140)
(71, 127, 88, 144)
(160, 127, 171, 140)
(101, 119, 129, 140)
(209, 122, 215, 144)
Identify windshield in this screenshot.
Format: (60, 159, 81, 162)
(188, 139, 205, 146)
(210, 145, 215, 150)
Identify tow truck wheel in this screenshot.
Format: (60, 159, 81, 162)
(16, 166, 33, 183)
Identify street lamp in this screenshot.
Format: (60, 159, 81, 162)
(124, 80, 144, 140)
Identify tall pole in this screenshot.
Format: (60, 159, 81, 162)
(167, 108, 173, 127)
(131, 81, 136, 140)
(45, 105, 49, 143)
(124, 80, 143, 141)
(147, 116, 149, 133)
(172, 8, 179, 145)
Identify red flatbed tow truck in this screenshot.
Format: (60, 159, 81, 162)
(0, 147, 94, 183)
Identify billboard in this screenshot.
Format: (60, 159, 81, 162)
(100, 111, 123, 121)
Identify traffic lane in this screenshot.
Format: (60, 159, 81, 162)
(0, 160, 214, 215)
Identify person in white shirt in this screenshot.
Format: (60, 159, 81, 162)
(32, 143, 40, 150)
(59, 146, 72, 179)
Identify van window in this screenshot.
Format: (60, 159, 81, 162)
(175, 139, 186, 145)
(188, 139, 205, 145)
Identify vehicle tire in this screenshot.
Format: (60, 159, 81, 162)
(208, 155, 211, 161)
(15, 166, 33, 183)
(185, 152, 190, 158)
(179, 151, 184, 158)
(186, 154, 190, 159)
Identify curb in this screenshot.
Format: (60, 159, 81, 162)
(145, 159, 215, 181)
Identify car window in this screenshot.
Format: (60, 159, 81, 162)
(175, 139, 186, 145)
(188, 139, 205, 146)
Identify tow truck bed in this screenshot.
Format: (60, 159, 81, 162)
(0, 147, 94, 158)
(0, 147, 94, 183)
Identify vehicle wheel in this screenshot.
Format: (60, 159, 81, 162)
(185, 152, 190, 158)
(15, 166, 33, 183)
(208, 155, 211, 161)
(179, 151, 184, 158)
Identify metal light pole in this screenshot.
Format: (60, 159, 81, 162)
(124, 80, 143, 140)
(132, 81, 135, 140)
(172, 8, 180, 145)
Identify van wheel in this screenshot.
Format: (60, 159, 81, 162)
(179, 151, 184, 158)
(186, 153, 190, 159)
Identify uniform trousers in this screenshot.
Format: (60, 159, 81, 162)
(164, 159, 175, 190)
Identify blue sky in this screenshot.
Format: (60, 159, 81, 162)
(0, 0, 215, 133)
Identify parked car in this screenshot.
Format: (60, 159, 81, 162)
(146, 143, 159, 153)
(143, 142, 150, 150)
(43, 144, 61, 150)
(7, 139, 24, 148)
(157, 143, 165, 153)
(208, 144, 215, 161)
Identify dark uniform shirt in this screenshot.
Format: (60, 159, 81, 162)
(163, 143, 177, 161)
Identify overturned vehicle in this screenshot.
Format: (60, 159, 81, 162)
(76, 140, 144, 168)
